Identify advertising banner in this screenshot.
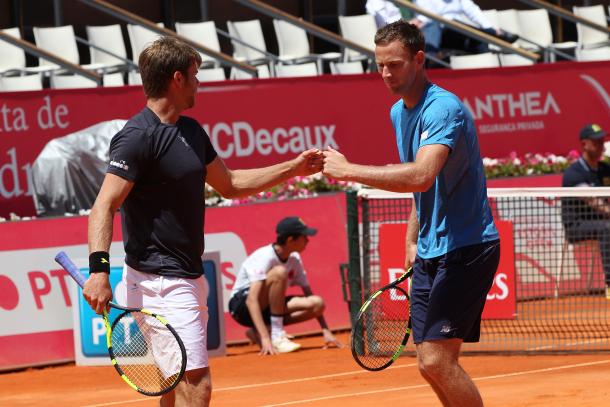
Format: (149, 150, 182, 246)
(0, 193, 349, 370)
(72, 252, 225, 366)
(1, 61, 609, 217)
(494, 195, 603, 298)
(377, 220, 516, 319)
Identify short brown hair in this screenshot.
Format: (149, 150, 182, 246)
(374, 20, 425, 56)
(138, 36, 202, 98)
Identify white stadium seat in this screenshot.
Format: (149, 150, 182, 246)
(338, 14, 376, 64)
(196, 67, 226, 82)
(50, 74, 97, 89)
(450, 52, 500, 69)
(276, 62, 318, 78)
(0, 74, 43, 92)
(573, 5, 610, 50)
(175, 21, 222, 68)
(329, 61, 364, 75)
(86, 24, 129, 70)
(127, 23, 165, 65)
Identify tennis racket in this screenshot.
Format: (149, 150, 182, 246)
(55, 251, 187, 396)
(351, 267, 413, 371)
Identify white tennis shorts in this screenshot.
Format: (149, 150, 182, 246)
(119, 263, 210, 371)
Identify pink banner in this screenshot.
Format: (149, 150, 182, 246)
(1, 61, 609, 217)
(430, 62, 610, 159)
(0, 193, 349, 369)
(205, 194, 350, 341)
(377, 221, 516, 319)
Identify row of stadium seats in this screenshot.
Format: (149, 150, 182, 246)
(0, 16, 371, 92)
(482, 6, 610, 62)
(449, 5, 610, 70)
(1, 5, 608, 91)
(298, 6, 609, 70)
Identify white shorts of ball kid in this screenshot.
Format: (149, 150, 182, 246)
(119, 263, 210, 371)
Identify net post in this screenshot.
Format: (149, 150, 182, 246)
(339, 263, 350, 304)
(346, 190, 363, 326)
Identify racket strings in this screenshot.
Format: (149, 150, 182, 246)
(352, 288, 410, 370)
(111, 312, 183, 394)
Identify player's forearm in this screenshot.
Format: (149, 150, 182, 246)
(88, 202, 115, 254)
(341, 162, 433, 193)
(226, 160, 298, 198)
(407, 204, 419, 245)
(87, 174, 132, 254)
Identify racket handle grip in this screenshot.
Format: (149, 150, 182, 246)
(55, 251, 87, 288)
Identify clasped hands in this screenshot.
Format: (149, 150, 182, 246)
(301, 147, 351, 181)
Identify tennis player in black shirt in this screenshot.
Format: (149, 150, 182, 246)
(81, 37, 323, 406)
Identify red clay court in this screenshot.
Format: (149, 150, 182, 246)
(2, 331, 610, 407)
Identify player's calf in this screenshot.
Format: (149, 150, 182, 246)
(173, 367, 212, 407)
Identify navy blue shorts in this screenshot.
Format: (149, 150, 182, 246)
(410, 239, 501, 344)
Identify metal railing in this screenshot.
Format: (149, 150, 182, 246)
(517, 0, 610, 36)
(233, 0, 375, 59)
(215, 27, 280, 76)
(73, 36, 138, 71)
(78, 0, 258, 76)
(389, 0, 541, 62)
(0, 30, 102, 83)
(233, 0, 452, 68)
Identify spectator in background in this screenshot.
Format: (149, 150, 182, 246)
(410, 0, 518, 54)
(561, 124, 610, 300)
(228, 216, 343, 355)
(366, 0, 403, 28)
(367, 0, 415, 28)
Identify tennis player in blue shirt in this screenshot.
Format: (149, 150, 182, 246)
(322, 20, 499, 407)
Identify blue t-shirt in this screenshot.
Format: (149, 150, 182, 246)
(390, 83, 498, 258)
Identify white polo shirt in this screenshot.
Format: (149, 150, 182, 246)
(366, 0, 403, 28)
(230, 244, 310, 298)
(414, 0, 492, 29)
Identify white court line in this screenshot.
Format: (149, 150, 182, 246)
(82, 398, 150, 407)
(215, 362, 418, 392)
(262, 384, 431, 407)
(527, 338, 610, 351)
(261, 359, 610, 407)
(80, 363, 418, 407)
(81, 359, 610, 407)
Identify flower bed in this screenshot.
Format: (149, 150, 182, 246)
(483, 150, 579, 178)
(205, 173, 361, 207)
(0, 150, 588, 220)
(205, 150, 583, 207)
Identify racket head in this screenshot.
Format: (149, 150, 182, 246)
(351, 285, 411, 371)
(107, 308, 187, 396)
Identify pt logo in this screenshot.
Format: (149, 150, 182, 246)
(0, 275, 19, 310)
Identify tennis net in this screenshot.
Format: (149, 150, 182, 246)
(344, 187, 610, 353)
